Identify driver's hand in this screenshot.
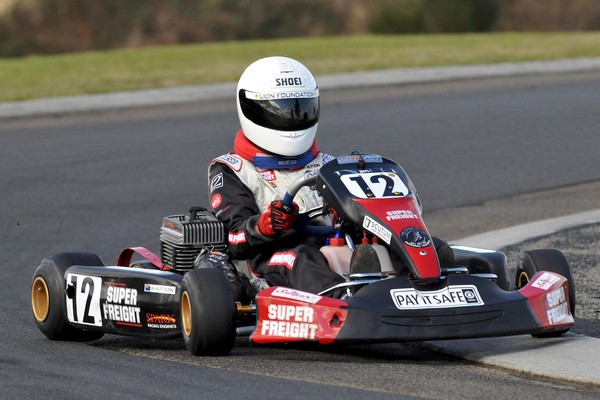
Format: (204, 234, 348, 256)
(257, 200, 299, 237)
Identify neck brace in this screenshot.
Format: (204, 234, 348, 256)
(234, 130, 318, 170)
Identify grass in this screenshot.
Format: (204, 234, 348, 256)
(2, 32, 600, 102)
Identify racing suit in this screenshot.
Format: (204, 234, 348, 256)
(208, 131, 345, 295)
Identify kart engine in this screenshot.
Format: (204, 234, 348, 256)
(160, 207, 227, 270)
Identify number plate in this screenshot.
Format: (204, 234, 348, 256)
(340, 172, 409, 199)
(66, 273, 103, 327)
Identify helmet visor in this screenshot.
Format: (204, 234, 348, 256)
(239, 89, 319, 132)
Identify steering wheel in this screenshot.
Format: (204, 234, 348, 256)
(282, 175, 336, 236)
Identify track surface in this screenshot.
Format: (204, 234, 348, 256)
(2, 71, 600, 399)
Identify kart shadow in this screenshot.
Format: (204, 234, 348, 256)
(235, 337, 467, 364)
(90, 334, 466, 365)
(90, 335, 187, 352)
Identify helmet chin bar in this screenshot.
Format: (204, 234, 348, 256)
(241, 120, 318, 157)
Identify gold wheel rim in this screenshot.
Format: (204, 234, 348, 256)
(517, 271, 530, 289)
(181, 291, 192, 337)
(31, 277, 50, 322)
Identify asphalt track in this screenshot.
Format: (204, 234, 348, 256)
(0, 60, 598, 398)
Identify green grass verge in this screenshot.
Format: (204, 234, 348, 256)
(2, 32, 600, 102)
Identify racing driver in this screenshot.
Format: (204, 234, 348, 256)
(208, 56, 346, 297)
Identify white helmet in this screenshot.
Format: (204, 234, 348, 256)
(236, 56, 319, 156)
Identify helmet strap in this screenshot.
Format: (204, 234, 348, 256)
(234, 130, 318, 170)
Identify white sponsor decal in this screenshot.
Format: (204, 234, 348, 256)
(271, 287, 322, 304)
(337, 154, 383, 164)
(268, 304, 315, 322)
(148, 323, 177, 329)
(323, 154, 335, 164)
(260, 304, 318, 339)
(275, 77, 303, 86)
(228, 231, 246, 244)
(210, 173, 223, 192)
(268, 252, 297, 270)
(260, 320, 318, 339)
(390, 285, 484, 310)
(386, 210, 418, 221)
(545, 286, 570, 324)
(277, 159, 299, 166)
(531, 272, 561, 290)
(260, 170, 276, 181)
(106, 286, 137, 304)
(547, 303, 570, 324)
(363, 216, 392, 244)
(217, 154, 242, 171)
(103, 303, 141, 325)
(102, 285, 141, 325)
(246, 90, 318, 100)
(144, 283, 176, 295)
(547, 286, 566, 308)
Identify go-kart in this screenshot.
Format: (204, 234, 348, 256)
(31, 152, 575, 356)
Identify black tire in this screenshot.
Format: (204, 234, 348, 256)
(31, 252, 105, 342)
(180, 268, 236, 356)
(515, 249, 575, 337)
(452, 246, 511, 291)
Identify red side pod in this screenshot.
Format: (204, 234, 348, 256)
(251, 287, 349, 345)
(519, 272, 574, 328)
(354, 197, 440, 280)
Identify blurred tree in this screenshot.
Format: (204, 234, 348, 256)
(369, 0, 500, 34)
(496, 0, 600, 31)
(0, 0, 599, 57)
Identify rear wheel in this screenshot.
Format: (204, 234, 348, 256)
(515, 249, 575, 337)
(31, 253, 106, 341)
(180, 268, 236, 356)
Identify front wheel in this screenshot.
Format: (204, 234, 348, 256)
(31, 253, 106, 341)
(515, 249, 576, 337)
(180, 268, 236, 356)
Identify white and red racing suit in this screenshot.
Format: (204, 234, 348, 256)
(208, 131, 345, 295)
